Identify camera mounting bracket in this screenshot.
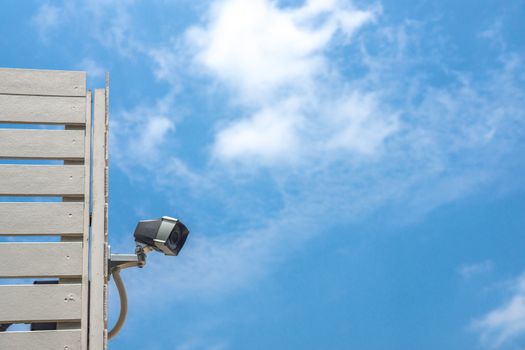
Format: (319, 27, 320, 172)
(108, 245, 153, 275)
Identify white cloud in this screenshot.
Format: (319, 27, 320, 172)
(149, 46, 180, 82)
(458, 260, 494, 279)
(480, 19, 506, 50)
(213, 101, 302, 165)
(31, 4, 62, 39)
(211, 90, 399, 166)
(187, 0, 384, 164)
(138, 117, 175, 156)
(111, 94, 177, 173)
(187, 0, 372, 101)
(472, 275, 525, 347)
(31, 0, 139, 55)
(323, 92, 399, 155)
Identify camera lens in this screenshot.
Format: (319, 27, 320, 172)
(167, 221, 189, 255)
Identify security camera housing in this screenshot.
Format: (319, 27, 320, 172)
(133, 216, 189, 256)
(107, 215, 189, 340)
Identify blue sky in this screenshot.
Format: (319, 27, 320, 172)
(1, 0, 525, 349)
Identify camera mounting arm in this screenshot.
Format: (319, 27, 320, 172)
(109, 245, 153, 273)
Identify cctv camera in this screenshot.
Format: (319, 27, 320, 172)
(133, 216, 189, 256)
(108, 215, 189, 341)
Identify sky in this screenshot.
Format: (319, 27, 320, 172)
(1, 0, 525, 349)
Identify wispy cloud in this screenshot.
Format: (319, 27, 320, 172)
(111, 94, 177, 175)
(479, 19, 506, 51)
(31, 0, 139, 55)
(472, 274, 525, 348)
(458, 260, 494, 279)
(31, 3, 62, 40)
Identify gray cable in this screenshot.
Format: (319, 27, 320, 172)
(108, 269, 128, 340)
